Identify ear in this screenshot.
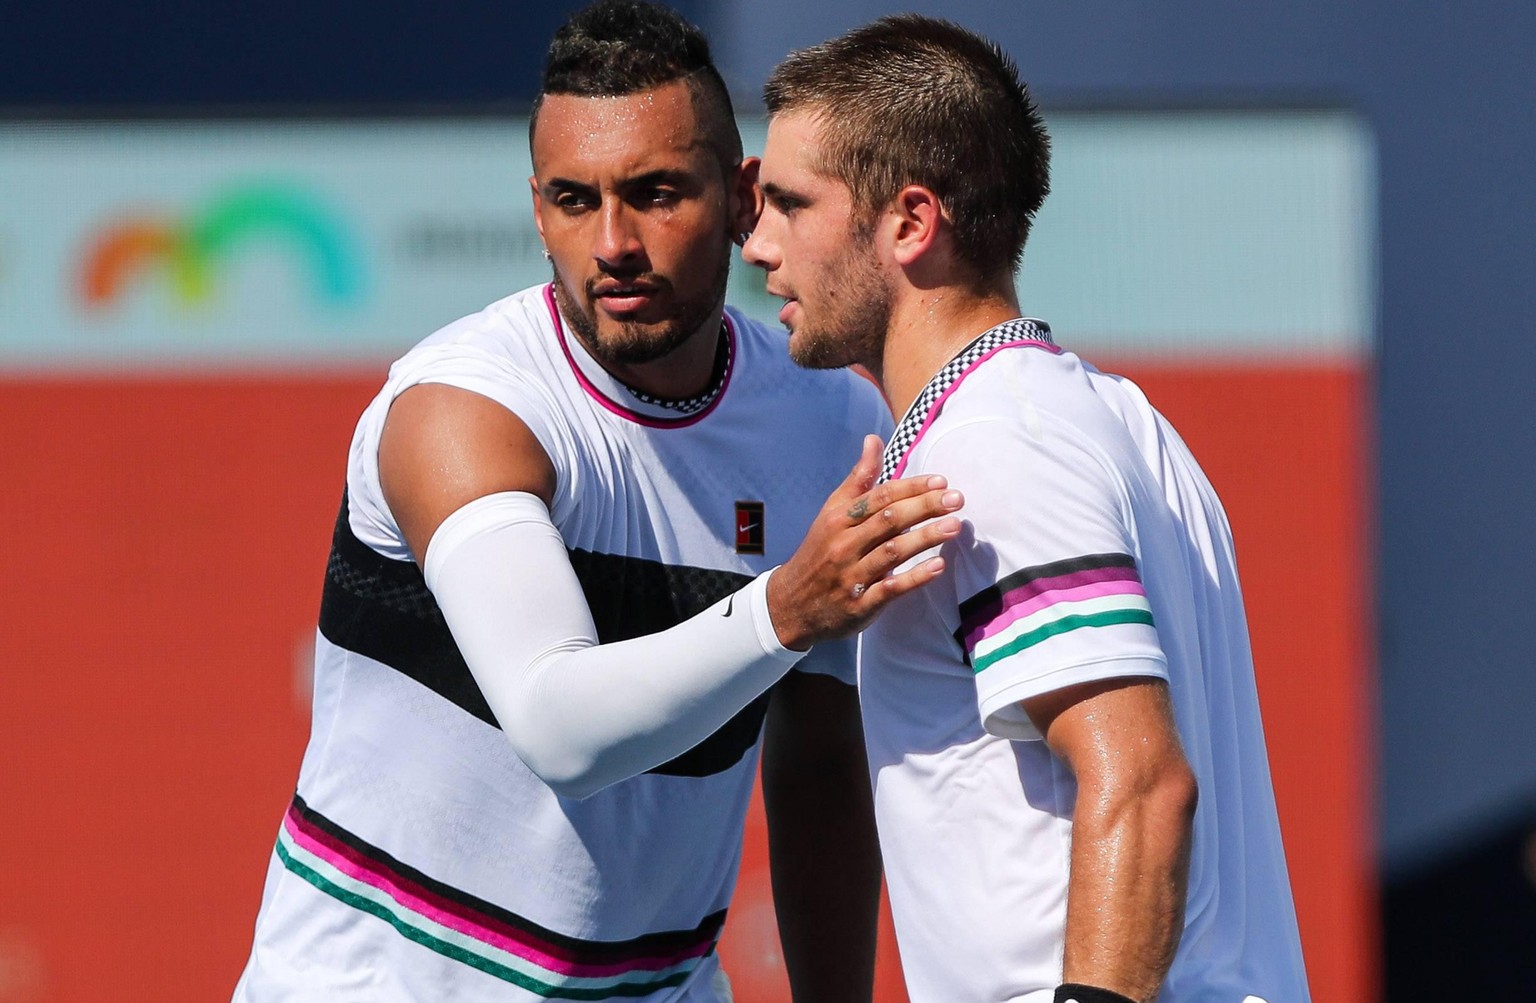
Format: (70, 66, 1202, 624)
(529, 175, 547, 244)
(889, 184, 943, 267)
(731, 157, 763, 241)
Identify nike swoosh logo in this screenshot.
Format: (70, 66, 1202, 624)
(723, 594, 735, 617)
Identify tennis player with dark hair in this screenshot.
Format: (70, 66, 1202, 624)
(746, 15, 1311, 1003)
(230, 3, 961, 1000)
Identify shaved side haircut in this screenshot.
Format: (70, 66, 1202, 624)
(531, 0, 743, 168)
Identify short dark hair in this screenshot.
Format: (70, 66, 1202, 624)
(764, 15, 1051, 278)
(530, 0, 742, 166)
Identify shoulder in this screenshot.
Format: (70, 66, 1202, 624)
(393, 284, 553, 371)
(347, 285, 573, 547)
(931, 344, 1156, 462)
(369, 284, 571, 420)
(939, 340, 1081, 418)
(901, 345, 1143, 494)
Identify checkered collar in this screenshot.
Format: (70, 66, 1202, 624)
(879, 318, 1055, 483)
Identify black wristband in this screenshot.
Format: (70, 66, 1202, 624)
(1055, 984, 1139, 1003)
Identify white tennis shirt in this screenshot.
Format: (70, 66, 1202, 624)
(233, 284, 888, 1001)
(860, 320, 1311, 1003)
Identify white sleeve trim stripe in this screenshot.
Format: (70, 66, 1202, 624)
(969, 595, 1156, 673)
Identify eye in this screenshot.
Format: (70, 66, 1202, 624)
(637, 186, 680, 207)
(768, 193, 804, 217)
(553, 190, 596, 212)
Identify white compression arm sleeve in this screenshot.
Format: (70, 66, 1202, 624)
(422, 491, 804, 800)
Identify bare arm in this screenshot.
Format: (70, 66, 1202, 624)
(762, 671, 881, 1003)
(380, 382, 557, 561)
(1025, 678, 1198, 1003)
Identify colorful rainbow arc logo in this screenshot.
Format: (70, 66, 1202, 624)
(80, 185, 363, 309)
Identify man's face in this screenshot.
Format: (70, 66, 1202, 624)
(744, 111, 891, 371)
(530, 80, 739, 368)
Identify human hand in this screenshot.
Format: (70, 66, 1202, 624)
(767, 435, 963, 650)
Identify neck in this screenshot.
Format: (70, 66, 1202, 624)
(878, 283, 1021, 419)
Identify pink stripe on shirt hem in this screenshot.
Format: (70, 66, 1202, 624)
(282, 810, 705, 977)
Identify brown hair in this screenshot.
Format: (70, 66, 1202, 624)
(764, 14, 1050, 278)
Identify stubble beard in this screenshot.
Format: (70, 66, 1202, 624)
(787, 236, 891, 372)
(551, 246, 732, 368)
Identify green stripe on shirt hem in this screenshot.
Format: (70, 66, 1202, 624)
(972, 608, 1156, 674)
(273, 838, 695, 1000)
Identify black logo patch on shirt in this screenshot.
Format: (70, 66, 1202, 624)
(734, 500, 764, 555)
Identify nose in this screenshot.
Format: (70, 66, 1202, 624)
(741, 224, 776, 272)
(593, 198, 643, 267)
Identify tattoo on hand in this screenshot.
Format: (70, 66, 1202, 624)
(847, 498, 870, 521)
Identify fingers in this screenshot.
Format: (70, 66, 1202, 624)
(844, 468, 957, 525)
(768, 452, 963, 650)
(832, 436, 885, 507)
(835, 474, 963, 606)
(850, 506, 963, 589)
(846, 481, 964, 552)
(838, 484, 964, 615)
(860, 553, 949, 606)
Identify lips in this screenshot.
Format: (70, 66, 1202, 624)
(590, 279, 663, 316)
(767, 287, 798, 328)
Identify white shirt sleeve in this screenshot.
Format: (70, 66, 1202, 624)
(346, 342, 581, 558)
(921, 413, 1169, 741)
(422, 492, 805, 799)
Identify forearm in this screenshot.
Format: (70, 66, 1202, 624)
(1061, 769, 1197, 1001)
(425, 492, 802, 799)
(762, 674, 881, 1002)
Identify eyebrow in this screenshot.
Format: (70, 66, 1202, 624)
(542, 168, 699, 193)
(536, 172, 597, 200)
(624, 168, 695, 188)
(761, 181, 809, 206)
